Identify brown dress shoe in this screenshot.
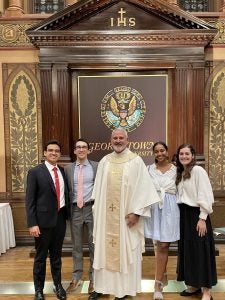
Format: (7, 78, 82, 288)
(66, 279, 82, 294)
(88, 280, 94, 294)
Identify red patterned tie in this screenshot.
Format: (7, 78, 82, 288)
(77, 164, 84, 208)
(53, 167, 60, 210)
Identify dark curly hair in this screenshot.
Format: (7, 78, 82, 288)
(152, 141, 168, 163)
(175, 143, 196, 185)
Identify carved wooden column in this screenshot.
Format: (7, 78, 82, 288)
(170, 62, 205, 156)
(5, 0, 24, 16)
(40, 63, 71, 160)
(39, 63, 53, 149)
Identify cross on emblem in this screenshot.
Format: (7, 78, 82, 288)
(118, 7, 126, 21)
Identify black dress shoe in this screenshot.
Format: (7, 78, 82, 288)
(53, 284, 67, 300)
(34, 290, 45, 300)
(114, 297, 127, 300)
(88, 291, 102, 300)
(180, 288, 201, 296)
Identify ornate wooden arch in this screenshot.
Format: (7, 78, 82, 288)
(26, 0, 216, 161)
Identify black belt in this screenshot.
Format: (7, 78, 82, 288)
(73, 201, 94, 207)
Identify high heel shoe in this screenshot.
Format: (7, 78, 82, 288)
(153, 280, 163, 300)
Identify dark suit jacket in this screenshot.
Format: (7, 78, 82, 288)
(64, 160, 98, 206)
(25, 163, 69, 228)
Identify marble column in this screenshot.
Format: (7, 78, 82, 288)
(5, 0, 24, 16)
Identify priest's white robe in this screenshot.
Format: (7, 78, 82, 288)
(92, 149, 160, 298)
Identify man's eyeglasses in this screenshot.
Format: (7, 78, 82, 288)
(75, 146, 88, 150)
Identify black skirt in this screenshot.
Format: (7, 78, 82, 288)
(177, 203, 217, 288)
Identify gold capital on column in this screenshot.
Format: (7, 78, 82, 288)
(168, 0, 178, 5)
(222, 0, 225, 12)
(5, 0, 24, 16)
(66, 0, 79, 6)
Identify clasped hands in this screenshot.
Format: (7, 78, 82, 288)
(125, 213, 140, 228)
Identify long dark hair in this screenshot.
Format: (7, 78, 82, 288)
(175, 143, 196, 185)
(152, 141, 168, 163)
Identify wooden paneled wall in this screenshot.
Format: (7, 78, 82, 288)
(1, 0, 224, 246)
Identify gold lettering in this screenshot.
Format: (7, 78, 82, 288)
(118, 17, 126, 27)
(132, 142, 140, 150)
(89, 141, 154, 153)
(100, 143, 108, 151)
(101, 116, 112, 128)
(110, 8, 136, 28)
(129, 17, 136, 27)
(110, 18, 114, 27)
(5, 28, 14, 38)
(94, 143, 101, 150)
(89, 142, 113, 151)
(129, 141, 154, 153)
(134, 151, 151, 157)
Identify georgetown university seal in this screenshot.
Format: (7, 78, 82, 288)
(101, 86, 146, 132)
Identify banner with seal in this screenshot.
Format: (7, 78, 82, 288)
(78, 74, 168, 164)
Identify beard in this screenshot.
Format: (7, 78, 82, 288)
(112, 143, 127, 153)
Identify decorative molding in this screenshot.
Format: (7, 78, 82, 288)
(25, 0, 217, 48)
(3, 64, 41, 193)
(209, 65, 225, 191)
(0, 22, 37, 48)
(28, 31, 216, 48)
(28, 0, 215, 31)
(213, 20, 225, 44)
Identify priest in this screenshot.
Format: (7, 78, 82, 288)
(89, 128, 160, 300)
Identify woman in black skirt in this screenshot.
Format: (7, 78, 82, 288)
(175, 144, 217, 300)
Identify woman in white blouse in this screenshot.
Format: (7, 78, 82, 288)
(144, 142, 180, 300)
(176, 144, 217, 300)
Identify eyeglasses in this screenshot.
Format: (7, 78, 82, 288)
(75, 146, 88, 150)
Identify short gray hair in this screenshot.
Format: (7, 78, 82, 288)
(111, 128, 128, 138)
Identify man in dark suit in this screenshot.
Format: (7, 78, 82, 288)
(64, 139, 98, 295)
(25, 140, 69, 300)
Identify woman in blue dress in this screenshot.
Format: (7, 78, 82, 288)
(145, 142, 180, 300)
